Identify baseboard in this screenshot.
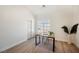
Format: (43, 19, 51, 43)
(55, 38, 68, 42)
(0, 39, 27, 52)
(27, 36, 35, 40)
(73, 42, 79, 48)
(56, 38, 79, 48)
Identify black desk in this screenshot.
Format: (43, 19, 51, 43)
(35, 34, 55, 52)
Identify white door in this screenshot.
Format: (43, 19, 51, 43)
(27, 20, 32, 39)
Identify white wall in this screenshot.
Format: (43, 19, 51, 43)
(0, 6, 35, 52)
(72, 6, 79, 48)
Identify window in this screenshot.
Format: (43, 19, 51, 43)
(37, 19, 50, 35)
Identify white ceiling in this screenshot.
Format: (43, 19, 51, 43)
(25, 5, 73, 20)
(26, 5, 57, 15)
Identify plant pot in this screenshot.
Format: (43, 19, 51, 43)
(67, 34, 72, 44)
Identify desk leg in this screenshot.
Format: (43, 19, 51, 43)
(39, 35, 40, 44)
(35, 35, 37, 46)
(42, 36, 44, 43)
(35, 35, 40, 46)
(53, 38, 55, 52)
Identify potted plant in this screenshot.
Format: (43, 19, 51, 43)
(48, 31, 54, 37)
(62, 24, 79, 44)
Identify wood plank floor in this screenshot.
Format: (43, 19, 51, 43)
(2, 38, 79, 53)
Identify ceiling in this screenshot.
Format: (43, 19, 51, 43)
(26, 5, 57, 15)
(25, 5, 73, 20)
